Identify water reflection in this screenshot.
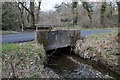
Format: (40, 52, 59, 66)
(46, 50, 120, 79)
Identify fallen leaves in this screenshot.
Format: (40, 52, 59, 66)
(2, 42, 48, 78)
(75, 31, 120, 74)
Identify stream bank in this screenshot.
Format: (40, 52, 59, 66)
(75, 31, 120, 77)
(45, 46, 120, 79)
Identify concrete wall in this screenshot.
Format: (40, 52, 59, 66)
(35, 30, 80, 50)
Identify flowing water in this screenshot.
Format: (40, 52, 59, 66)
(45, 46, 120, 79)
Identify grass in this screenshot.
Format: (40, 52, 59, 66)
(81, 28, 118, 30)
(86, 31, 118, 41)
(53, 26, 118, 30)
(1, 42, 49, 78)
(2, 43, 45, 58)
(0, 30, 19, 35)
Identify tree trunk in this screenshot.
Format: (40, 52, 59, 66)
(82, 2, 93, 23)
(72, 1, 78, 25)
(117, 2, 120, 34)
(18, 2, 25, 32)
(107, 2, 113, 18)
(30, 2, 36, 27)
(117, 2, 120, 55)
(100, 2, 106, 27)
(36, 1, 41, 24)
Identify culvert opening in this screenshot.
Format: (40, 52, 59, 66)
(45, 46, 75, 57)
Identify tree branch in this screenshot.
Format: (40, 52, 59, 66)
(18, 2, 32, 15)
(2, 12, 8, 16)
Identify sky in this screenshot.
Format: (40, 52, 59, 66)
(39, 0, 120, 11)
(40, 0, 72, 11)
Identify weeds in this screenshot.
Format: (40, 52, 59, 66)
(1, 42, 48, 78)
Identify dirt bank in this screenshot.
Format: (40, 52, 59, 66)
(75, 31, 120, 75)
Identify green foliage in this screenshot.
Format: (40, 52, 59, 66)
(107, 76, 117, 80)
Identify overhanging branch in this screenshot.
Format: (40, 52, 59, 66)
(18, 2, 33, 15)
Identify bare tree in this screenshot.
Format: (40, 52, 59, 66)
(72, 0, 78, 25)
(18, 0, 42, 28)
(36, 1, 41, 24)
(82, 2, 93, 23)
(117, 2, 120, 34)
(18, 2, 25, 32)
(116, 2, 120, 55)
(30, 2, 35, 27)
(100, 2, 107, 27)
(107, 2, 113, 18)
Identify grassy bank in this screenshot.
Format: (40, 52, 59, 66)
(75, 31, 120, 75)
(1, 42, 49, 78)
(81, 28, 118, 30)
(53, 26, 118, 30)
(0, 30, 19, 35)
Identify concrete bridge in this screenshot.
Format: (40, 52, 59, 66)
(35, 30, 80, 50)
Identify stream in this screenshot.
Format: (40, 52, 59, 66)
(45, 46, 120, 79)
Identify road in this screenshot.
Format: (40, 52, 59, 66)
(1, 33, 34, 43)
(1, 30, 117, 43)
